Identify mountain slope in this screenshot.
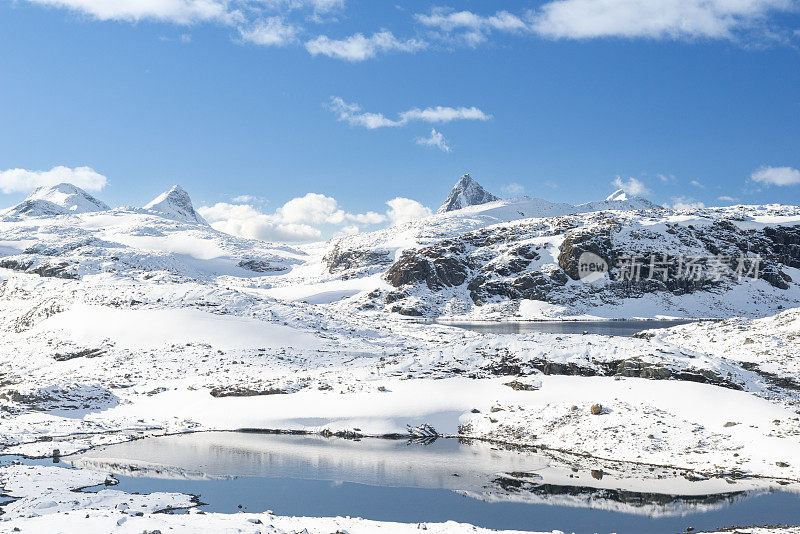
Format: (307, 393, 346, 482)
(574, 189, 662, 212)
(437, 174, 500, 213)
(1, 183, 109, 219)
(144, 185, 208, 225)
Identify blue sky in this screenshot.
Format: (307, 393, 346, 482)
(1, 0, 799, 240)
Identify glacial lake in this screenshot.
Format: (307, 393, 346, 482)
(441, 319, 698, 336)
(64, 432, 800, 534)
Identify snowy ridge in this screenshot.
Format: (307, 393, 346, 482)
(144, 185, 208, 225)
(1, 183, 109, 219)
(437, 174, 500, 213)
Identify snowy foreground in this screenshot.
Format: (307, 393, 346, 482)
(2, 183, 800, 532)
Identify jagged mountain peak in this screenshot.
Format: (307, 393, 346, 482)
(437, 174, 500, 214)
(144, 185, 208, 225)
(2, 182, 109, 218)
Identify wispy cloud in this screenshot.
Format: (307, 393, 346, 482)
(501, 182, 525, 196)
(671, 196, 705, 210)
(612, 176, 649, 196)
(306, 31, 426, 61)
(0, 166, 107, 194)
(415, 129, 452, 152)
(415, 8, 529, 46)
(328, 97, 491, 129)
(239, 17, 300, 46)
(750, 165, 800, 186)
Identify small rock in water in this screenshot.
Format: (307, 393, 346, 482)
(590, 404, 603, 415)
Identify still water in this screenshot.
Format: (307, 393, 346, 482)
(68, 432, 800, 534)
(442, 319, 698, 336)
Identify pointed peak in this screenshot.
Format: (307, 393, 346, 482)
(437, 174, 499, 214)
(3, 182, 109, 218)
(144, 185, 207, 225)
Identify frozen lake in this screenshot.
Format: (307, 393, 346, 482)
(66, 431, 800, 534)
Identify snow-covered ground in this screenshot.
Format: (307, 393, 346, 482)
(2, 182, 800, 532)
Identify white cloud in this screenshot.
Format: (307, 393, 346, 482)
(239, 17, 300, 46)
(199, 192, 396, 242)
(612, 176, 649, 196)
(718, 195, 738, 202)
(671, 196, 706, 210)
(416, 9, 528, 32)
(690, 179, 705, 188)
(0, 165, 107, 194)
(260, 0, 344, 14)
(501, 182, 525, 196)
(750, 165, 800, 186)
(306, 31, 426, 61)
(276, 192, 385, 225)
(401, 106, 490, 123)
(23, 0, 238, 24)
(386, 197, 432, 226)
(530, 0, 793, 41)
(415, 9, 530, 45)
(199, 202, 322, 241)
(415, 129, 451, 152)
(329, 97, 491, 130)
(231, 194, 264, 203)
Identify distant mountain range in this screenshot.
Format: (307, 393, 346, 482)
(1, 175, 798, 320)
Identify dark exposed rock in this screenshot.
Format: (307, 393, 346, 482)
(324, 242, 392, 274)
(237, 259, 284, 273)
(53, 348, 106, 361)
(503, 380, 539, 391)
(209, 387, 287, 398)
(389, 305, 426, 317)
(386, 247, 471, 290)
(558, 225, 616, 280)
(0, 258, 78, 279)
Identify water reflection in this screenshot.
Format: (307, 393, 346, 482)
(69, 432, 800, 527)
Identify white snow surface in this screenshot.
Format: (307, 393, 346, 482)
(1, 184, 800, 532)
(143, 184, 208, 224)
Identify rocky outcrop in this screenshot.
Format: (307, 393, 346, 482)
(0, 258, 78, 279)
(324, 242, 393, 274)
(382, 207, 800, 316)
(387, 247, 471, 290)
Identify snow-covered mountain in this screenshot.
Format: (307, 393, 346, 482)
(575, 188, 662, 212)
(3, 179, 800, 531)
(144, 185, 208, 225)
(437, 174, 500, 213)
(1, 183, 109, 219)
